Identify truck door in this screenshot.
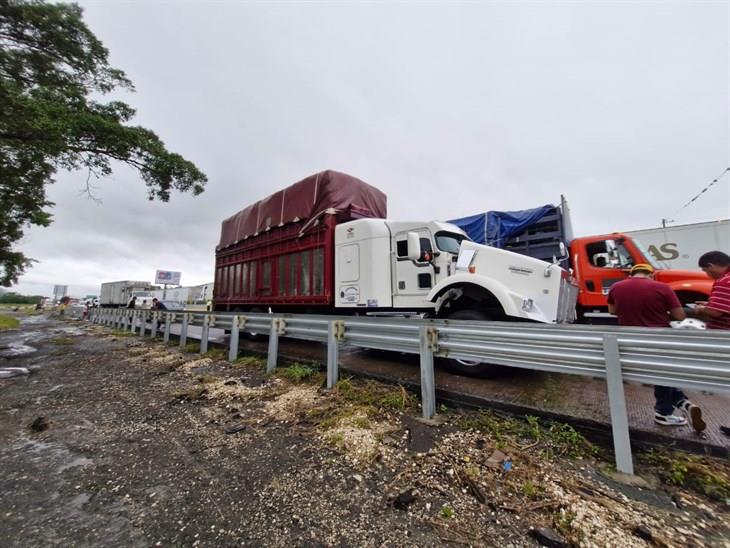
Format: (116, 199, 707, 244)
(579, 238, 637, 308)
(392, 229, 435, 308)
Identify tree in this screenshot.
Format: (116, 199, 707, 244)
(0, 1, 208, 286)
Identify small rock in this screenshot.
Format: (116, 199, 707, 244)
(352, 474, 363, 483)
(389, 488, 417, 511)
(633, 524, 653, 541)
(29, 416, 49, 432)
(224, 424, 246, 435)
(529, 527, 567, 548)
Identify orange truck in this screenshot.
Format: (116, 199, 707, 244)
(449, 197, 713, 323)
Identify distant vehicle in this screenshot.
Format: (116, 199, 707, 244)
(100, 281, 151, 307)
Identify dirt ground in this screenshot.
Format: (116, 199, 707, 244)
(1, 312, 728, 547)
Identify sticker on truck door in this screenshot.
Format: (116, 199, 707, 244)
(340, 285, 360, 304)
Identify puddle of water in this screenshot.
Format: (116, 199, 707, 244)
(0, 343, 37, 359)
(57, 456, 94, 473)
(0, 366, 31, 378)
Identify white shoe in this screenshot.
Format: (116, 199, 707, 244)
(654, 413, 687, 426)
(676, 400, 706, 432)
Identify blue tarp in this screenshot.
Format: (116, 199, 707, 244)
(448, 205, 555, 248)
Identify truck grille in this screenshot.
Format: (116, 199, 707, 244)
(557, 277, 579, 323)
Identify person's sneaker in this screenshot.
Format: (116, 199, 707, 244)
(676, 400, 706, 432)
(654, 413, 688, 426)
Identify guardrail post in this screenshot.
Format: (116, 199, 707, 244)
(229, 315, 240, 362)
(120, 310, 127, 330)
(115, 310, 122, 330)
(327, 320, 342, 389)
(200, 315, 210, 354)
(266, 318, 280, 373)
(179, 314, 189, 348)
(129, 310, 136, 332)
(163, 313, 173, 343)
(419, 325, 437, 419)
(150, 312, 159, 338)
(602, 334, 634, 475)
(138, 311, 146, 336)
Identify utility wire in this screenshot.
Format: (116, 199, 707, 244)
(663, 167, 730, 225)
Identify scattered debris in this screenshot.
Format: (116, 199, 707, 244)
(224, 424, 246, 435)
(530, 526, 567, 548)
(29, 416, 50, 432)
(0, 366, 31, 379)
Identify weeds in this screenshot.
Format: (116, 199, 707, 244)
(440, 504, 454, 519)
(234, 355, 265, 368)
(184, 342, 200, 353)
(280, 363, 317, 382)
(458, 410, 595, 459)
(204, 347, 228, 360)
(640, 450, 730, 502)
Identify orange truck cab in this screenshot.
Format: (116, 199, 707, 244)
(569, 233, 712, 321)
(449, 197, 713, 324)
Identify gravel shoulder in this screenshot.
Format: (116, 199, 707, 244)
(1, 312, 728, 547)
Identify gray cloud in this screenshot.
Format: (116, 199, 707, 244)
(11, 1, 730, 297)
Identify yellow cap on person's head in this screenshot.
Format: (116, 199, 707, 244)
(630, 263, 654, 275)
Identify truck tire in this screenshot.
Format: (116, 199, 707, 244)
(440, 309, 502, 378)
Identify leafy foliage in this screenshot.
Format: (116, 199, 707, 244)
(0, 1, 208, 285)
(0, 291, 42, 303)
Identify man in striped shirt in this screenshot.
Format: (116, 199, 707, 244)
(692, 251, 730, 330)
(689, 251, 730, 436)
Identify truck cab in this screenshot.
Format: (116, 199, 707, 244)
(571, 233, 713, 317)
(334, 219, 577, 324)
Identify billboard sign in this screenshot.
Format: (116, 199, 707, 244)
(155, 270, 181, 285)
(52, 285, 68, 298)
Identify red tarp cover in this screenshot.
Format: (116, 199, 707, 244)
(218, 170, 387, 249)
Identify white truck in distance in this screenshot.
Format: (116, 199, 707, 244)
(334, 219, 578, 328)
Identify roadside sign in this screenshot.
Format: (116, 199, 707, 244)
(155, 270, 181, 285)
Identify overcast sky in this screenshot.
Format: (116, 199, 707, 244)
(10, 0, 730, 298)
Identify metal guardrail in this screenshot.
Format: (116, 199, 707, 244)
(88, 307, 730, 475)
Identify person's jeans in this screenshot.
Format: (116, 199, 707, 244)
(654, 386, 688, 416)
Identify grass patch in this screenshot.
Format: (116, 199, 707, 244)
(0, 314, 20, 330)
(440, 504, 454, 519)
(640, 449, 730, 502)
(280, 363, 317, 382)
(334, 378, 415, 412)
(49, 337, 75, 345)
(111, 330, 136, 338)
(458, 410, 596, 459)
(204, 347, 228, 360)
(184, 342, 200, 353)
(233, 355, 265, 368)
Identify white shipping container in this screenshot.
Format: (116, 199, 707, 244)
(626, 219, 729, 271)
(100, 280, 151, 306)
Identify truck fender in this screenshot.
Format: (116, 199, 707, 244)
(666, 279, 713, 300)
(427, 274, 520, 317)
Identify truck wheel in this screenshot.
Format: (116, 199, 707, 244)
(440, 309, 502, 378)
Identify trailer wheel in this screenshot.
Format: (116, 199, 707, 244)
(439, 309, 502, 378)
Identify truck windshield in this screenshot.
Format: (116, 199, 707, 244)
(630, 237, 662, 270)
(435, 232, 466, 254)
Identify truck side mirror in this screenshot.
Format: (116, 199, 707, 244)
(407, 232, 422, 262)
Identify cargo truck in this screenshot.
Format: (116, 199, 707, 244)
(100, 280, 151, 307)
(625, 219, 730, 271)
(214, 171, 578, 373)
(449, 198, 713, 322)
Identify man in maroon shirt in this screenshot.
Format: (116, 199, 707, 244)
(687, 251, 730, 436)
(608, 263, 705, 431)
